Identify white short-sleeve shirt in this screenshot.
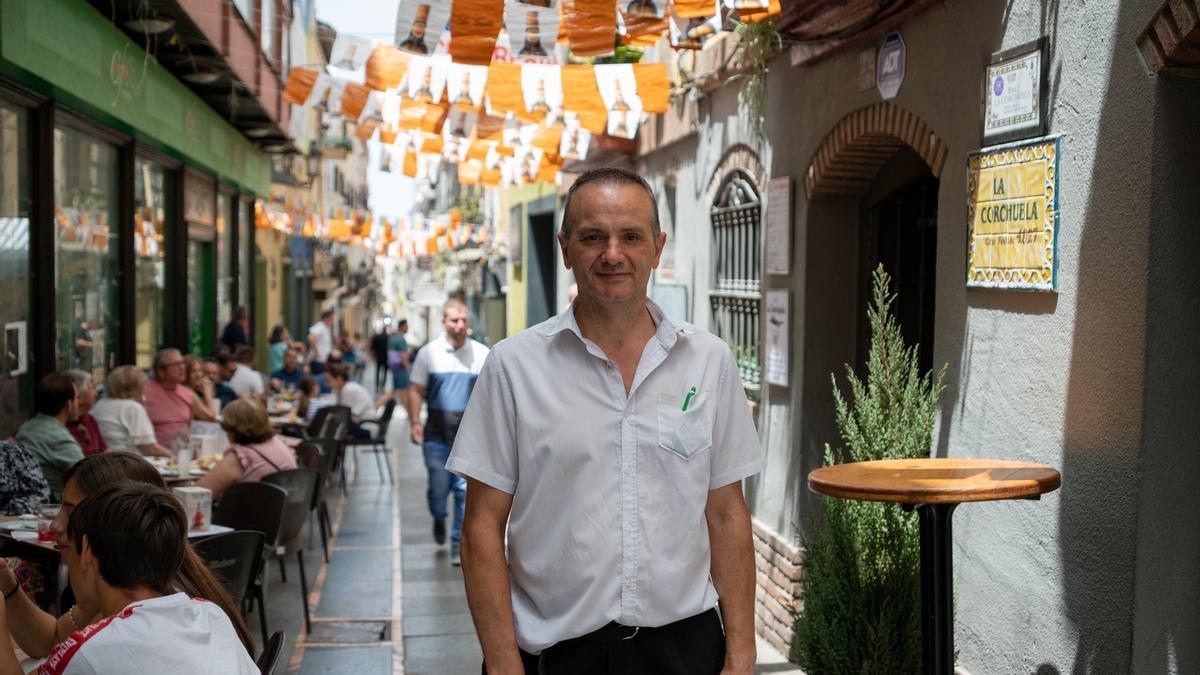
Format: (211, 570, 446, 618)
(37, 592, 257, 674)
(337, 381, 375, 422)
(229, 364, 264, 397)
(308, 320, 333, 362)
(447, 300, 763, 653)
(90, 398, 157, 453)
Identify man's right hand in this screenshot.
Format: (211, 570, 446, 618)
(410, 421, 424, 446)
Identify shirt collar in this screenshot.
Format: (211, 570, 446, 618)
(542, 298, 684, 350)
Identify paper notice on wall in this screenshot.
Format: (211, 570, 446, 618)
(505, 0, 561, 63)
(764, 290, 789, 387)
(329, 34, 374, 71)
(395, 0, 452, 56)
(405, 55, 450, 103)
(445, 63, 489, 110)
(521, 64, 564, 117)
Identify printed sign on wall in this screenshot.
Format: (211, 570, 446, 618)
(966, 136, 1060, 291)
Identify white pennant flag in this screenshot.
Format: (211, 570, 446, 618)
(405, 55, 450, 103)
(446, 64, 489, 109)
(521, 64, 564, 116)
(329, 34, 373, 70)
(504, 0, 560, 64)
(395, 0, 452, 56)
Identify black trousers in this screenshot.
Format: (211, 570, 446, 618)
(483, 608, 725, 675)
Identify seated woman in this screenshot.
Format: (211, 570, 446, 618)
(90, 366, 169, 457)
(295, 375, 331, 426)
(197, 398, 297, 501)
(0, 453, 254, 659)
(183, 354, 219, 421)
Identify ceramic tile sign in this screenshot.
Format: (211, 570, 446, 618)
(764, 290, 789, 387)
(966, 136, 1060, 291)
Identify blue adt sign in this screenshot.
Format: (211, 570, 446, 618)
(876, 31, 905, 99)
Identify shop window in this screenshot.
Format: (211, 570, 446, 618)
(0, 99, 31, 436)
(134, 159, 170, 369)
(232, 0, 254, 27)
(217, 192, 234, 328)
(188, 240, 214, 355)
(709, 171, 762, 397)
(54, 125, 120, 380)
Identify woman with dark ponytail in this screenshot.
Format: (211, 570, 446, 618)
(0, 453, 256, 658)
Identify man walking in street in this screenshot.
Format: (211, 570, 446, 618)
(307, 309, 335, 375)
(408, 298, 489, 567)
(370, 326, 391, 392)
(448, 168, 763, 674)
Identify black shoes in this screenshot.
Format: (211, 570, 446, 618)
(433, 519, 446, 545)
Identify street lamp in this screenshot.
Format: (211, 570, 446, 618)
(303, 140, 322, 187)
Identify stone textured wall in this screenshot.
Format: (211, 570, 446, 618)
(752, 518, 803, 658)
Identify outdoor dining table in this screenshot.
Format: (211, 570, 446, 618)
(808, 457, 1061, 675)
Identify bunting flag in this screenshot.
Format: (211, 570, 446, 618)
(593, 64, 644, 138)
(329, 34, 374, 70)
(521, 64, 564, 118)
(505, 0, 561, 63)
(366, 44, 410, 91)
(668, 0, 720, 50)
(737, 0, 781, 22)
(395, 0, 453, 56)
(561, 0, 619, 57)
(449, 0, 506, 65)
(446, 63, 489, 110)
(284, 68, 319, 105)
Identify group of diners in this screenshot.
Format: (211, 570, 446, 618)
(0, 453, 260, 673)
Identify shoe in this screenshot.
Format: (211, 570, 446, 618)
(450, 542, 461, 567)
(433, 519, 446, 545)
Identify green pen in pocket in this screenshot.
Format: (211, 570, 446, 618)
(682, 386, 697, 411)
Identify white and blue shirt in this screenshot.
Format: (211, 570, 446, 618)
(410, 334, 490, 444)
(447, 300, 764, 653)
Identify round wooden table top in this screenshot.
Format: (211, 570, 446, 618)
(808, 458, 1061, 505)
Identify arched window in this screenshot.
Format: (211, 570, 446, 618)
(709, 171, 762, 396)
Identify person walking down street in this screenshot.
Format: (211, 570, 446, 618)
(448, 168, 763, 675)
(307, 309, 335, 375)
(408, 299, 489, 567)
(15, 373, 84, 501)
(65, 370, 106, 457)
(371, 327, 391, 391)
(220, 305, 252, 352)
(388, 319, 410, 395)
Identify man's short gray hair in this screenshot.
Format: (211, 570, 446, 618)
(152, 348, 182, 372)
(65, 369, 92, 391)
(560, 167, 660, 238)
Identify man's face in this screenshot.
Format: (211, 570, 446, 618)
(158, 353, 187, 386)
(75, 381, 95, 415)
(323, 315, 334, 327)
(558, 182, 665, 311)
(203, 363, 221, 383)
(284, 350, 298, 370)
(442, 306, 469, 347)
(327, 373, 344, 391)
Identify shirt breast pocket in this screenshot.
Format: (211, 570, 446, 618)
(657, 392, 713, 460)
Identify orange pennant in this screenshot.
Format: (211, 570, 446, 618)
(340, 84, 371, 119)
(458, 160, 483, 185)
(403, 151, 418, 177)
(355, 118, 381, 140)
(481, 167, 502, 186)
(450, 0, 505, 66)
(560, 65, 608, 126)
(420, 104, 449, 134)
(420, 134, 444, 154)
(485, 63, 524, 115)
(533, 125, 565, 152)
(562, 0, 618, 57)
(365, 45, 410, 91)
(738, 0, 781, 23)
(284, 68, 319, 105)
(633, 63, 670, 113)
(380, 125, 399, 145)
(672, 0, 715, 18)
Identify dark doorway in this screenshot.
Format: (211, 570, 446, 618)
(525, 210, 557, 326)
(858, 172, 938, 374)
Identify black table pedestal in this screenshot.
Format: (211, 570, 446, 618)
(916, 502, 957, 675)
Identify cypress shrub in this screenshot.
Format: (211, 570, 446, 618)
(792, 266, 946, 674)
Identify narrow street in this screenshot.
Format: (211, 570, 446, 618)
(256, 366, 800, 673)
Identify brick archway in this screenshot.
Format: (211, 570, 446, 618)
(804, 102, 948, 200)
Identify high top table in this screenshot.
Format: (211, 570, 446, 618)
(808, 458, 1061, 675)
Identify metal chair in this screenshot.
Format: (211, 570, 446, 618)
(193, 530, 268, 639)
(294, 441, 333, 562)
(262, 469, 320, 634)
(255, 630, 286, 675)
(212, 483, 287, 643)
(344, 399, 396, 483)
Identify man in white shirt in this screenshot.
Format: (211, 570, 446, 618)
(228, 346, 265, 400)
(0, 482, 257, 674)
(448, 168, 762, 674)
(307, 309, 336, 375)
(408, 299, 489, 566)
(326, 362, 374, 437)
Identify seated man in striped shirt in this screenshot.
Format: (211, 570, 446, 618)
(0, 483, 257, 674)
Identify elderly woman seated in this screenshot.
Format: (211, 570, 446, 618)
(90, 365, 169, 457)
(196, 398, 297, 501)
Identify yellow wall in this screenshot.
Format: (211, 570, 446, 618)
(504, 183, 555, 334)
(254, 229, 288, 368)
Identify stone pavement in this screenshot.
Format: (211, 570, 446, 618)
(274, 364, 802, 673)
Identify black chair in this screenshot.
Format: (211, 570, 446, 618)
(193, 530, 267, 634)
(345, 399, 396, 483)
(256, 630, 286, 675)
(294, 441, 332, 562)
(262, 469, 320, 634)
(212, 483, 287, 642)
